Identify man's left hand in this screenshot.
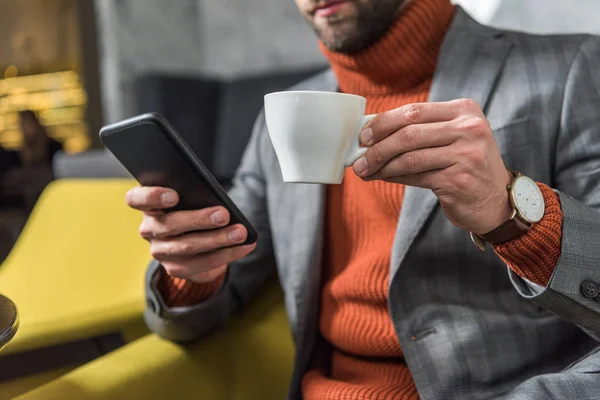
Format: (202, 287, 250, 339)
(353, 99, 513, 235)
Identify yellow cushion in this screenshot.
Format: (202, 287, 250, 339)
(0, 365, 78, 400)
(15, 282, 294, 400)
(0, 179, 151, 355)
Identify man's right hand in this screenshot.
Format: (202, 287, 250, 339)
(126, 186, 257, 283)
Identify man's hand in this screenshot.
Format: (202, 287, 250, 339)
(126, 187, 256, 283)
(353, 99, 513, 235)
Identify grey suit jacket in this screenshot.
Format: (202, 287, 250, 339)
(144, 8, 600, 400)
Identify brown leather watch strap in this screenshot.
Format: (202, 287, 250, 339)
(479, 212, 531, 245)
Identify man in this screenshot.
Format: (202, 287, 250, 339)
(126, 0, 600, 398)
(1, 110, 62, 208)
(1, 110, 62, 260)
(0, 110, 63, 176)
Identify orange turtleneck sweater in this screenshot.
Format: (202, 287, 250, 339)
(158, 0, 564, 398)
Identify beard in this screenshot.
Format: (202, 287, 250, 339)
(310, 0, 407, 54)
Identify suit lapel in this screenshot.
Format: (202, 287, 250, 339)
(390, 8, 514, 280)
(286, 71, 336, 324)
(283, 72, 338, 389)
(280, 70, 337, 313)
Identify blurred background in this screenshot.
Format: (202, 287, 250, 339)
(0, 1, 599, 398)
(1, 0, 598, 156)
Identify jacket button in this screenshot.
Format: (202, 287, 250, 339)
(581, 280, 599, 299)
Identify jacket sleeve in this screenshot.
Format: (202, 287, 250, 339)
(508, 37, 600, 341)
(143, 111, 277, 343)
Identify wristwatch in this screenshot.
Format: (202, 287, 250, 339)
(470, 171, 545, 251)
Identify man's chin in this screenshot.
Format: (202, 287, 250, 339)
(315, 22, 359, 53)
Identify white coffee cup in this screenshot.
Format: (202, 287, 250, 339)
(264, 90, 375, 184)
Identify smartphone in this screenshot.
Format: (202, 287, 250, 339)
(99, 112, 257, 245)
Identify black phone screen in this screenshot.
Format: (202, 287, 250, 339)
(100, 114, 257, 244)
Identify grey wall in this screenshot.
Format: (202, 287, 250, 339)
(94, 0, 326, 123)
(94, 0, 203, 123)
(196, 0, 325, 78)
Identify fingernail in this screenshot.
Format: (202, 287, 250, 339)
(161, 192, 177, 206)
(211, 210, 227, 225)
(354, 157, 368, 175)
(360, 127, 373, 145)
(229, 228, 244, 242)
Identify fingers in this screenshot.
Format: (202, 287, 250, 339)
(361, 99, 481, 145)
(382, 170, 441, 189)
(139, 206, 231, 239)
(361, 146, 456, 181)
(126, 186, 179, 211)
(355, 120, 459, 176)
(149, 224, 248, 258)
(128, 186, 257, 284)
(161, 243, 257, 280)
(188, 265, 229, 283)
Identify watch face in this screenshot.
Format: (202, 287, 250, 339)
(511, 176, 545, 223)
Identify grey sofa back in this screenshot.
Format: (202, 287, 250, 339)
(211, 68, 324, 184)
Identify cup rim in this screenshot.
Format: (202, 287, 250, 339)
(264, 90, 366, 101)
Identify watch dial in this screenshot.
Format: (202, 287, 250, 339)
(512, 176, 545, 223)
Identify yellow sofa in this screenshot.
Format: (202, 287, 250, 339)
(0, 179, 151, 397)
(14, 280, 295, 400)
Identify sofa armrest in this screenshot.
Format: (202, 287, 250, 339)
(15, 281, 294, 400)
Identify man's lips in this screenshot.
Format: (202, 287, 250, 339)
(312, 0, 349, 17)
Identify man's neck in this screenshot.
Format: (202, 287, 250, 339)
(319, 0, 456, 97)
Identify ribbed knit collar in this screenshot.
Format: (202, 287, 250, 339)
(319, 0, 456, 97)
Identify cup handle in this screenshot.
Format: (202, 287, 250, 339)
(344, 114, 376, 166)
